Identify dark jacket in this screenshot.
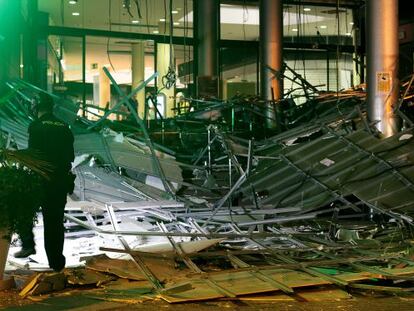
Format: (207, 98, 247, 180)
(28, 113, 75, 181)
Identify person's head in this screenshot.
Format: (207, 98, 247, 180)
(37, 93, 54, 116)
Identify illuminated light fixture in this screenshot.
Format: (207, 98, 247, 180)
(20, 64, 24, 68)
(153, 30, 159, 34)
(159, 18, 166, 22)
(349, 22, 354, 25)
(132, 20, 139, 24)
(72, 12, 80, 16)
(303, 7, 311, 11)
(69, 0, 77, 4)
(292, 28, 298, 32)
(320, 25, 327, 29)
(346, 32, 352, 36)
(173, 22, 180, 25)
(171, 10, 178, 14)
(180, 7, 325, 25)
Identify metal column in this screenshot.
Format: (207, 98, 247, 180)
(260, 0, 283, 129)
(366, 0, 400, 137)
(194, 0, 219, 98)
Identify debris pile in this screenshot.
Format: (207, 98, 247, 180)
(2, 74, 414, 304)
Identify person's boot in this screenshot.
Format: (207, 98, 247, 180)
(14, 248, 36, 258)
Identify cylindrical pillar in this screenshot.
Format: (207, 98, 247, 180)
(196, 0, 218, 77)
(99, 66, 111, 113)
(366, 0, 400, 137)
(157, 43, 175, 118)
(132, 42, 146, 118)
(195, 0, 219, 97)
(260, 0, 283, 129)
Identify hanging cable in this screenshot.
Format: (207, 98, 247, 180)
(242, 0, 248, 81)
(301, 3, 307, 81)
(122, 0, 133, 17)
(336, 0, 340, 96)
(107, 0, 116, 71)
(163, 0, 167, 35)
(60, 0, 65, 26)
(134, 0, 142, 19)
(162, 0, 177, 90)
(145, 0, 150, 34)
(182, 0, 189, 86)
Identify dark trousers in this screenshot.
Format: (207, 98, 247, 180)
(20, 183, 67, 271)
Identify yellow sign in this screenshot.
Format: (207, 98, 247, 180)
(376, 72, 391, 94)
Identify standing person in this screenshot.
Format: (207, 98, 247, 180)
(14, 92, 75, 272)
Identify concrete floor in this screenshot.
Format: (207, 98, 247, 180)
(2, 289, 414, 311)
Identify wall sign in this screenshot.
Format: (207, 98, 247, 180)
(376, 72, 391, 94)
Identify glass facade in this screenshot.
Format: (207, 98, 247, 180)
(30, 1, 360, 117)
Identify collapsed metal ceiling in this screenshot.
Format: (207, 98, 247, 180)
(2, 73, 414, 300)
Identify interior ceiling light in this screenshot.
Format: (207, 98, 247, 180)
(349, 22, 354, 25)
(346, 32, 352, 36)
(69, 0, 77, 4)
(292, 28, 298, 32)
(153, 30, 159, 34)
(171, 10, 178, 14)
(180, 6, 325, 26)
(320, 25, 327, 29)
(304, 7, 311, 11)
(173, 22, 180, 25)
(72, 12, 80, 16)
(160, 18, 166, 22)
(132, 20, 139, 24)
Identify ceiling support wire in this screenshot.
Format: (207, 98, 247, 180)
(134, 0, 142, 19)
(293, 3, 301, 74)
(286, 5, 294, 92)
(291, 2, 304, 94)
(82, 0, 85, 28)
(345, 10, 351, 88)
(107, 0, 116, 72)
(182, 0, 188, 86)
(60, 0, 64, 26)
(300, 2, 307, 83)
(336, 0, 340, 98)
(161, 0, 177, 90)
(163, 0, 168, 35)
(125, 0, 134, 17)
(242, 0, 248, 81)
(282, 5, 288, 97)
(145, 0, 150, 34)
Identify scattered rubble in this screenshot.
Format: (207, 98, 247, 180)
(1, 74, 414, 305)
